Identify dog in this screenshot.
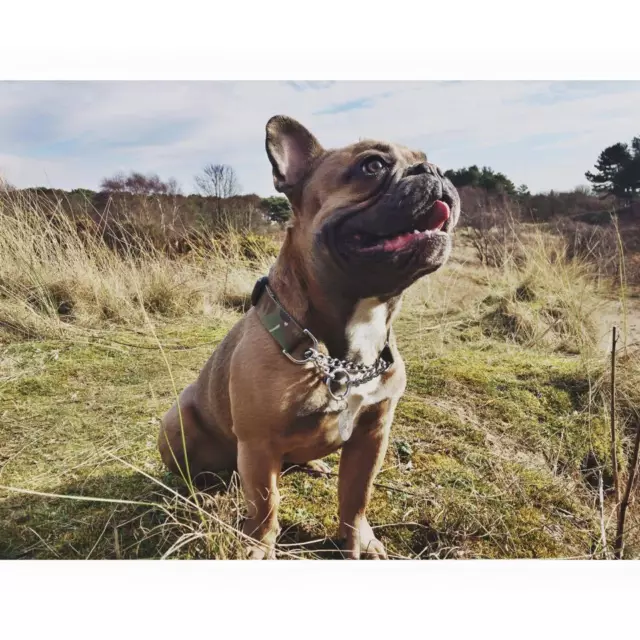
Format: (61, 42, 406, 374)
(158, 115, 460, 559)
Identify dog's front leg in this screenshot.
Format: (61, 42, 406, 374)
(237, 440, 282, 559)
(338, 399, 395, 559)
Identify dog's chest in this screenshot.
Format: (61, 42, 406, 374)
(345, 298, 388, 368)
(284, 377, 392, 463)
(337, 299, 390, 436)
(289, 299, 391, 442)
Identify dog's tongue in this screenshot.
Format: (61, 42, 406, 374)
(382, 200, 450, 252)
(430, 200, 450, 229)
(383, 232, 415, 252)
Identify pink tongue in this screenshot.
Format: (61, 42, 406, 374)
(383, 232, 415, 252)
(429, 200, 450, 230)
(381, 200, 451, 251)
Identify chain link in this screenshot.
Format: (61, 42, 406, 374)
(261, 283, 390, 399)
(302, 346, 391, 400)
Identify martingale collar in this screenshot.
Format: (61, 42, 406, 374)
(250, 276, 394, 401)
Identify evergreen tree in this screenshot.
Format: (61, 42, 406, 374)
(261, 196, 292, 224)
(444, 165, 516, 195)
(585, 138, 640, 203)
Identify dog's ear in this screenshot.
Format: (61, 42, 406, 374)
(265, 115, 324, 194)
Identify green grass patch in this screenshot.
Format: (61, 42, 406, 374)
(1, 312, 612, 559)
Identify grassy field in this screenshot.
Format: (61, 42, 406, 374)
(1, 195, 639, 559)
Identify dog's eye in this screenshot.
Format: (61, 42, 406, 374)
(361, 157, 386, 176)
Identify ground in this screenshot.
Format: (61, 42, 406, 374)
(1, 233, 639, 559)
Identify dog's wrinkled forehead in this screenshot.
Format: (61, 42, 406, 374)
(301, 140, 428, 214)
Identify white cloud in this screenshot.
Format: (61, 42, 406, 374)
(1, 81, 639, 194)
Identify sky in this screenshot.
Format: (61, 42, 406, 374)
(1, 81, 639, 196)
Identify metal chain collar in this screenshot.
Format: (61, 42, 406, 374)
(283, 328, 392, 401)
(252, 277, 393, 402)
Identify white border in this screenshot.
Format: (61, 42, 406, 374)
(1, 1, 640, 80)
(3, 2, 640, 639)
(2, 560, 640, 638)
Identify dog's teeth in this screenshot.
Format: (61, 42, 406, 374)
(413, 229, 420, 235)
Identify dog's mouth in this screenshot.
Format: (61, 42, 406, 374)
(339, 199, 451, 255)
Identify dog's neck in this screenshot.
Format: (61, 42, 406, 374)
(268, 233, 401, 364)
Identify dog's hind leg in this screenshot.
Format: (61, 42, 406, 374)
(158, 384, 236, 486)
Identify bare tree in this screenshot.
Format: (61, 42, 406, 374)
(194, 164, 241, 222)
(100, 171, 181, 196)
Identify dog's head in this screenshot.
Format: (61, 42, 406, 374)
(266, 115, 460, 299)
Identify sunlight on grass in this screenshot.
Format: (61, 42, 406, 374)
(1, 199, 640, 559)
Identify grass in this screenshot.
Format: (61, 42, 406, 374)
(1, 196, 640, 559)
(0, 192, 278, 341)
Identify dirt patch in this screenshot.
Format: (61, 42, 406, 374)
(594, 298, 640, 352)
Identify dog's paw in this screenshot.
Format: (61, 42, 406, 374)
(245, 541, 276, 560)
(359, 536, 387, 560)
(342, 520, 388, 560)
(281, 459, 331, 476)
(242, 519, 279, 560)
(304, 459, 331, 475)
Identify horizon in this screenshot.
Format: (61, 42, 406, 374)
(1, 81, 640, 197)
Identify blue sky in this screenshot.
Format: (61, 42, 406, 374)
(1, 81, 639, 195)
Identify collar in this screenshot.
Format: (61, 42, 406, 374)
(251, 276, 393, 400)
(251, 275, 308, 355)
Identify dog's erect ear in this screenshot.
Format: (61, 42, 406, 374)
(265, 116, 324, 193)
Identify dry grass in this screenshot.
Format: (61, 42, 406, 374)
(2, 199, 640, 559)
(479, 230, 600, 355)
(0, 193, 276, 341)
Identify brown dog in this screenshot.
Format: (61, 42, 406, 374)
(158, 115, 460, 559)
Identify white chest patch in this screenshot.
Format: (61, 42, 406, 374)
(338, 298, 391, 441)
(346, 298, 388, 365)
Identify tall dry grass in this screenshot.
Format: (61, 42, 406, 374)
(479, 228, 600, 354)
(0, 192, 278, 341)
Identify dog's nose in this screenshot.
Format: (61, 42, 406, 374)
(404, 162, 440, 178)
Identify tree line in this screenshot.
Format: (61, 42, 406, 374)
(1, 136, 637, 256)
(0, 163, 294, 255)
(442, 134, 640, 207)
(98, 163, 293, 226)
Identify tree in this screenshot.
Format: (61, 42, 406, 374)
(261, 196, 292, 225)
(624, 136, 640, 200)
(444, 165, 516, 196)
(100, 171, 181, 196)
(194, 163, 241, 225)
(194, 163, 240, 199)
(585, 137, 640, 203)
(444, 165, 481, 189)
